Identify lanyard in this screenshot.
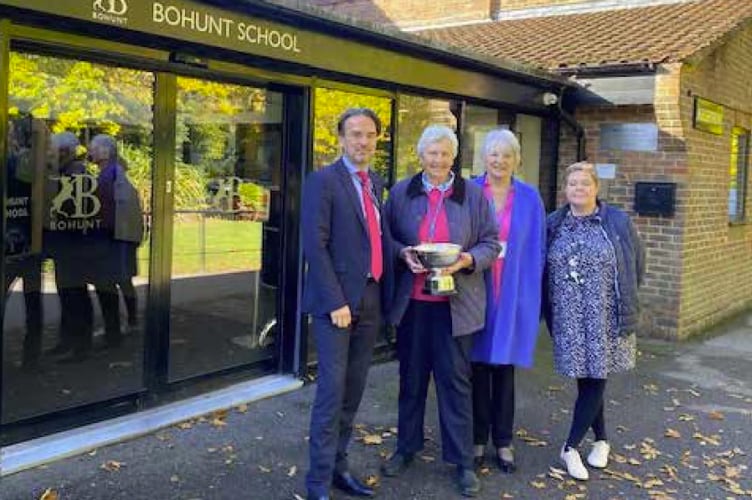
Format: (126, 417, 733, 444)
(426, 190, 446, 242)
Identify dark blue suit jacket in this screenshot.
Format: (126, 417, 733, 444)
(301, 158, 388, 317)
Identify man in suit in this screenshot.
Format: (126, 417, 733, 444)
(302, 108, 386, 500)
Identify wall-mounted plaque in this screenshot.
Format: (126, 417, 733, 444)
(634, 182, 676, 217)
(693, 97, 724, 135)
(595, 163, 617, 179)
(599, 123, 658, 151)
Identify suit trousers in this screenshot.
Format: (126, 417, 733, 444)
(306, 281, 380, 496)
(396, 300, 474, 469)
(472, 363, 515, 448)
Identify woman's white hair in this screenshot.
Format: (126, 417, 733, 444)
(482, 129, 520, 161)
(90, 134, 119, 161)
(50, 132, 80, 152)
(417, 124, 458, 159)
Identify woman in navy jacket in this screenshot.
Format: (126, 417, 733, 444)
(380, 124, 499, 498)
(544, 162, 645, 481)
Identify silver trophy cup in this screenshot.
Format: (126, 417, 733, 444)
(412, 243, 462, 296)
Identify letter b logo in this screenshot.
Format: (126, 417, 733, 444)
(93, 0, 128, 15)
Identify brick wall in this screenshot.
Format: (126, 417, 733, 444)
(284, 0, 493, 28)
(677, 24, 752, 337)
(557, 96, 687, 338)
(556, 25, 752, 339)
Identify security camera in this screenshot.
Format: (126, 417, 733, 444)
(542, 92, 558, 106)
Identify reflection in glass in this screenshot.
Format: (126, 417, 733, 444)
(462, 104, 502, 178)
(516, 114, 543, 188)
(168, 77, 282, 381)
(313, 88, 392, 178)
(396, 95, 458, 181)
(2, 52, 153, 423)
(729, 128, 749, 222)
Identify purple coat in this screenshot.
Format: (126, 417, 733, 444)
(471, 176, 546, 368)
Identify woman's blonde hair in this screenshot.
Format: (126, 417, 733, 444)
(564, 161, 599, 186)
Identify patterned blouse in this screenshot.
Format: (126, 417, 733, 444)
(547, 211, 636, 379)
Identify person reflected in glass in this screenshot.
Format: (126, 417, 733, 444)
(45, 132, 92, 359)
(114, 155, 141, 331)
(3, 118, 43, 369)
(76, 134, 142, 357)
(470, 130, 546, 473)
(544, 162, 644, 480)
(381, 125, 499, 497)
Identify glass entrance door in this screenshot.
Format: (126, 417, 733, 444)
(2, 51, 153, 423)
(167, 77, 283, 381)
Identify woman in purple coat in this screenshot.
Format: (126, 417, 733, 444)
(471, 129, 546, 472)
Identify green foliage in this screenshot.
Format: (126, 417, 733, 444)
(313, 88, 392, 177)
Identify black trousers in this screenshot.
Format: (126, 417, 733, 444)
(118, 279, 137, 326)
(95, 283, 122, 346)
(4, 257, 43, 365)
(566, 378, 607, 448)
(58, 285, 93, 354)
(396, 300, 474, 469)
(472, 363, 515, 448)
(306, 282, 380, 497)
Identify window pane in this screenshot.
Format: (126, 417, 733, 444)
(729, 128, 749, 222)
(168, 77, 282, 381)
(313, 88, 392, 178)
(516, 114, 543, 188)
(3, 52, 153, 423)
(396, 95, 457, 182)
(461, 104, 500, 178)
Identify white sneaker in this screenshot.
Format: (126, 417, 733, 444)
(560, 445, 589, 480)
(587, 440, 610, 469)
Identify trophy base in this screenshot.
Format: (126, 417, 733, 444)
(424, 274, 457, 296)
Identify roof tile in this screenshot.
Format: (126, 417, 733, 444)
(419, 0, 752, 70)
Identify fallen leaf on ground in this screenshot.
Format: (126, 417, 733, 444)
(365, 475, 379, 487)
(420, 455, 435, 463)
(362, 434, 383, 445)
(39, 489, 59, 500)
(643, 477, 664, 488)
(170, 475, 179, 483)
(258, 465, 271, 473)
(211, 418, 227, 428)
(664, 428, 681, 439)
(725, 466, 741, 479)
(100, 460, 124, 472)
(530, 481, 546, 489)
(692, 432, 721, 446)
(708, 410, 725, 421)
(288, 465, 297, 477)
(236, 404, 249, 413)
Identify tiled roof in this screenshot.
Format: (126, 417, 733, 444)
(419, 0, 752, 71)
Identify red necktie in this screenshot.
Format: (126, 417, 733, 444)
(356, 171, 383, 281)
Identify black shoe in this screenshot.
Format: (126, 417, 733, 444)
(381, 452, 413, 477)
(473, 454, 485, 470)
(496, 447, 516, 473)
(456, 466, 481, 497)
(332, 471, 374, 497)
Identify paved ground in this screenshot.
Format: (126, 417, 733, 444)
(3, 313, 752, 500)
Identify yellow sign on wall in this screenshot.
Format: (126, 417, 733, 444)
(693, 97, 724, 135)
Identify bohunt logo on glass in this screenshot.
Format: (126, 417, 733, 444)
(92, 0, 128, 25)
(49, 174, 103, 233)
